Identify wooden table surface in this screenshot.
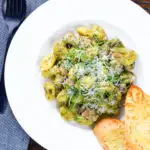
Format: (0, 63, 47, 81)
(28, 0, 150, 150)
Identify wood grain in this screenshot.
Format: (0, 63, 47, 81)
(133, 0, 150, 13)
(28, 139, 46, 150)
(132, 0, 150, 3)
(28, 1, 150, 150)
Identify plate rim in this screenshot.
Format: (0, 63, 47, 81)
(4, 0, 150, 149)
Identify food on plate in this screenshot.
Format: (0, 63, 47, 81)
(40, 25, 137, 125)
(94, 118, 125, 150)
(93, 85, 150, 150)
(125, 85, 150, 150)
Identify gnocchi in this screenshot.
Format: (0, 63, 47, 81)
(40, 25, 137, 126)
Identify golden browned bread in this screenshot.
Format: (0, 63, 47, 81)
(125, 85, 150, 150)
(93, 118, 125, 150)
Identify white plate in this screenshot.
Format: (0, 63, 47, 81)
(5, 0, 150, 149)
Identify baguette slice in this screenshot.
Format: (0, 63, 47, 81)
(94, 118, 125, 150)
(125, 85, 150, 150)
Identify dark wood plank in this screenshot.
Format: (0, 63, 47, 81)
(28, 139, 46, 150)
(132, 0, 150, 3)
(133, 0, 150, 7)
(137, 3, 150, 12)
(132, 0, 150, 13)
(28, 1, 150, 150)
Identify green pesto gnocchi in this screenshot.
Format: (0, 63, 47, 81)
(40, 25, 137, 126)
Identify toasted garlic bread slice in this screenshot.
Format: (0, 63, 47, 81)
(94, 118, 125, 150)
(125, 85, 150, 150)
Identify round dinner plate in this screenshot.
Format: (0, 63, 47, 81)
(5, 0, 150, 149)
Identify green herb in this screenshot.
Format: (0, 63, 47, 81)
(93, 34, 106, 46)
(42, 25, 137, 126)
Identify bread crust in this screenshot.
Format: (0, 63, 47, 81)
(93, 85, 150, 150)
(125, 85, 150, 150)
(94, 118, 125, 150)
